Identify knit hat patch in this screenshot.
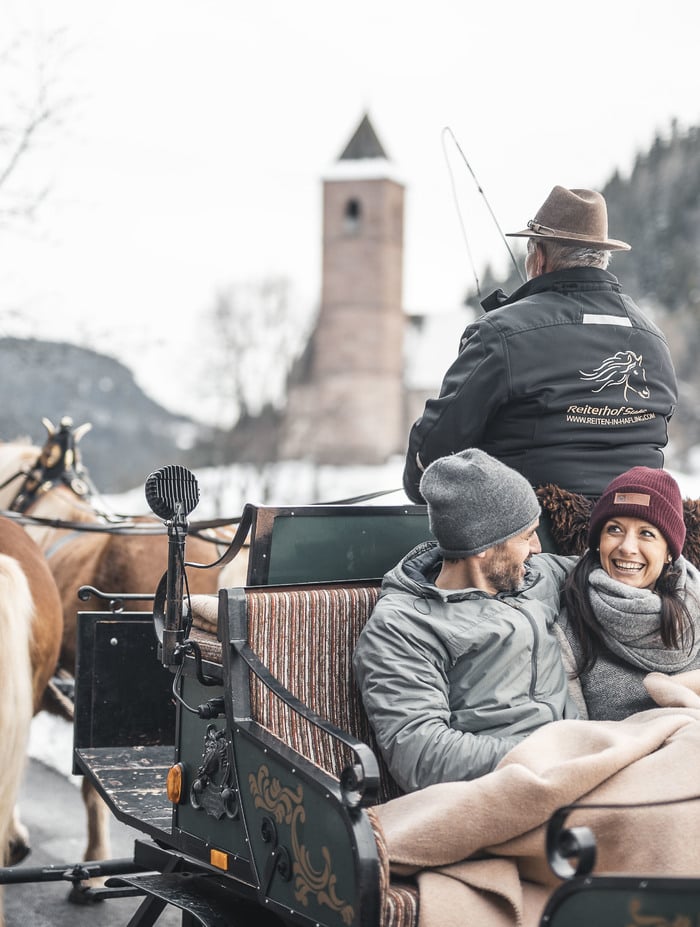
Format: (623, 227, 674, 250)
(588, 466, 686, 561)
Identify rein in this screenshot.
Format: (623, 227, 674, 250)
(2, 426, 403, 556)
(0, 487, 404, 543)
(0, 485, 402, 538)
(0, 467, 30, 493)
(0, 507, 241, 539)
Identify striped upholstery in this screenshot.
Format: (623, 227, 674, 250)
(189, 583, 418, 927)
(190, 584, 403, 802)
(369, 807, 420, 927)
(245, 584, 403, 803)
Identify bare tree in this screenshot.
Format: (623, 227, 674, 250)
(204, 275, 298, 427)
(0, 28, 70, 229)
(199, 275, 306, 508)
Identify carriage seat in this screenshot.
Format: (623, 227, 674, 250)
(188, 584, 402, 803)
(187, 582, 418, 927)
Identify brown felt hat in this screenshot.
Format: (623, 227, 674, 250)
(507, 186, 631, 252)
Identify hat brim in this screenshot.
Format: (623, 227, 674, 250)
(506, 228, 631, 252)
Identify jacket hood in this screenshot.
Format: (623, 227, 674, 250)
(383, 540, 544, 601)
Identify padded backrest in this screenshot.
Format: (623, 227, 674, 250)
(246, 504, 431, 586)
(243, 582, 402, 803)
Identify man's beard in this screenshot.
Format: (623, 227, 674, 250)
(483, 548, 528, 594)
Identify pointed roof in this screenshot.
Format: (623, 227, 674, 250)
(324, 113, 404, 184)
(338, 113, 389, 161)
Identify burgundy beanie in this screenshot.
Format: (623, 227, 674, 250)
(588, 467, 686, 561)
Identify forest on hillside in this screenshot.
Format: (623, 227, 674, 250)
(470, 121, 700, 466)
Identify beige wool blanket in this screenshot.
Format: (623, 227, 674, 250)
(371, 670, 700, 927)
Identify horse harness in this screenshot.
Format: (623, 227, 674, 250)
(9, 418, 100, 516)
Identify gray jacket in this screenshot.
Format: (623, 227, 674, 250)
(353, 542, 578, 792)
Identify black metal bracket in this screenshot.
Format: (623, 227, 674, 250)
(78, 584, 155, 613)
(546, 806, 597, 880)
(0, 857, 147, 888)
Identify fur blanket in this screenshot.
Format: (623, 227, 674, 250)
(371, 669, 700, 927)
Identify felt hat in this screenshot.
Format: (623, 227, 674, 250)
(507, 185, 631, 252)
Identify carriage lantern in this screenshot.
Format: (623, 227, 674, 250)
(145, 465, 200, 667)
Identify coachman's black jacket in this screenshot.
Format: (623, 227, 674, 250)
(403, 268, 678, 502)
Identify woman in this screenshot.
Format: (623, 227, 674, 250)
(558, 466, 700, 720)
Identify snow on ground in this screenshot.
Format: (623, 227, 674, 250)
(28, 712, 78, 783)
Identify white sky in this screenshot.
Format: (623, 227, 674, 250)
(1, 0, 699, 423)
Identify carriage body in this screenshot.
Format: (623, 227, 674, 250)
(71, 502, 430, 927)
(5, 462, 699, 927)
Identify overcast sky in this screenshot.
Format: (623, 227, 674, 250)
(1, 0, 699, 423)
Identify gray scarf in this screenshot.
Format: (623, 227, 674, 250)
(587, 558, 700, 672)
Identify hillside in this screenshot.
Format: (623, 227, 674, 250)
(0, 338, 224, 492)
(467, 121, 700, 465)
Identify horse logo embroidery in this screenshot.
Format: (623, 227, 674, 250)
(579, 351, 650, 401)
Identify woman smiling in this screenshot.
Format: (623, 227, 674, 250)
(558, 467, 700, 720)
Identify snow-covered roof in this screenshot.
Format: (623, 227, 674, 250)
(322, 157, 405, 184)
(324, 113, 405, 184)
(403, 305, 475, 390)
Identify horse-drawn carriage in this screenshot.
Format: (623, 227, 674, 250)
(0, 425, 699, 927)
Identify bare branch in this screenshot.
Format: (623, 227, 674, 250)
(201, 276, 296, 426)
(0, 27, 72, 226)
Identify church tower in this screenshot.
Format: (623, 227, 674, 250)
(281, 113, 406, 464)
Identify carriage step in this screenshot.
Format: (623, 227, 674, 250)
(109, 872, 262, 927)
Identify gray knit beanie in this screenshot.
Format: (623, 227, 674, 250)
(419, 449, 541, 557)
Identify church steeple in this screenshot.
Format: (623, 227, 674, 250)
(338, 113, 389, 161)
(280, 114, 406, 465)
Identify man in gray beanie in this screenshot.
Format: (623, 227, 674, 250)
(353, 448, 579, 792)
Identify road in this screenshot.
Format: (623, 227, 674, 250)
(4, 757, 181, 927)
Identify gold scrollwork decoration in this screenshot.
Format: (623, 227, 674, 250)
(250, 765, 354, 925)
(627, 897, 694, 927)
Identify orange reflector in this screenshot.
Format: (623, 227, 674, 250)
(166, 764, 184, 803)
(210, 849, 228, 870)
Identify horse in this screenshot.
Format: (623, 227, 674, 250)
(0, 516, 63, 925)
(0, 419, 227, 873)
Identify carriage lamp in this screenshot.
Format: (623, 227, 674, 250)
(145, 465, 200, 522)
(166, 762, 185, 804)
(145, 465, 200, 667)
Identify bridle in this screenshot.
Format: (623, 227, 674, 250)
(8, 418, 101, 516)
(0, 421, 241, 545)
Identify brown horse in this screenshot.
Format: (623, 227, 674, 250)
(0, 516, 63, 924)
(0, 421, 223, 869)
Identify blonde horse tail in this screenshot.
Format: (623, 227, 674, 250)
(0, 553, 34, 870)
